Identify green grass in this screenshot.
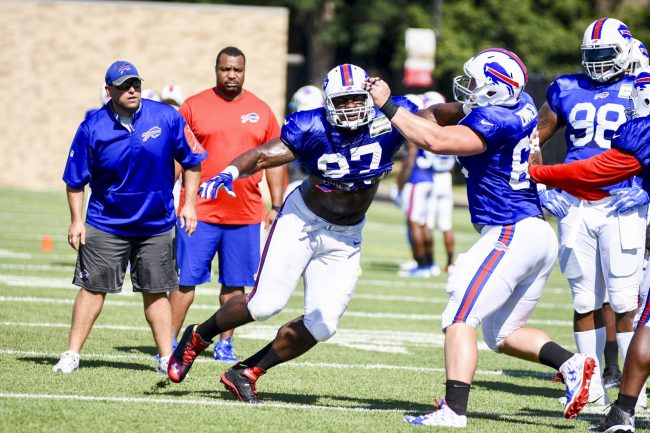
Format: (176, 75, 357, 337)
(0, 188, 645, 432)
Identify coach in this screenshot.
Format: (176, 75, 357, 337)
(53, 60, 207, 374)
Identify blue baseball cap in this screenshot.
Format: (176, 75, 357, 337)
(105, 60, 142, 86)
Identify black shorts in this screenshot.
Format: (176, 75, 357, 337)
(72, 224, 178, 294)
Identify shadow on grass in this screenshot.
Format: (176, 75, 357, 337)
(473, 379, 562, 399)
(114, 345, 158, 356)
(362, 261, 401, 274)
(20, 356, 152, 372)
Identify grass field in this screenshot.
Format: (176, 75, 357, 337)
(0, 188, 647, 433)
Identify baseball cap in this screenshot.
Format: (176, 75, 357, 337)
(105, 60, 142, 86)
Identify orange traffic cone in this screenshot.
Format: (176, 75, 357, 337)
(41, 234, 53, 253)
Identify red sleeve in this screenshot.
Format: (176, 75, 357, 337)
(530, 149, 642, 191)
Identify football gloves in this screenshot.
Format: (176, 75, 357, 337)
(198, 172, 235, 200)
(538, 188, 570, 218)
(608, 186, 650, 214)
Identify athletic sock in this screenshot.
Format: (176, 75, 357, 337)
(617, 394, 638, 415)
(616, 331, 634, 363)
(538, 341, 574, 370)
(604, 340, 620, 369)
(196, 312, 223, 342)
(416, 255, 428, 268)
(575, 327, 606, 389)
(241, 342, 283, 372)
(425, 253, 433, 267)
(445, 380, 471, 416)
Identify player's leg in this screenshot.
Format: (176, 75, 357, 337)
(400, 182, 433, 277)
(53, 225, 127, 373)
(434, 172, 455, 272)
(602, 301, 622, 388)
(406, 222, 527, 427)
(557, 198, 607, 402)
(220, 206, 363, 402)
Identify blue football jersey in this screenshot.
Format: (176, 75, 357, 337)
(458, 92, 542, 225)
(408, 149, 436, 184)
(432, 154, 456, 173)
(612, 117, 650, 191)
(281, 96, 418, 191)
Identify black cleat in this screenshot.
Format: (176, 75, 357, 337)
(590, 403, 635, 432)
(603, 365, 622, 389)
(220, 363, 265, 404)
(168, 324, 211, 383)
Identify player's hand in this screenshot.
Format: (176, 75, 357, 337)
(198, 172, 235, 199)
(363, 77, 391, 107)
(67, 221, 86, 251)
(608, 186, 650, 214)
(538, 189, 570, 218)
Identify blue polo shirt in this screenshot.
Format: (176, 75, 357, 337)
(63, 99, 207, 236)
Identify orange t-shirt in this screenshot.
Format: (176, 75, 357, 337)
(178, 88, 280, 224)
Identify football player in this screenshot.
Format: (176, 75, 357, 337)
(166, 64, 419, 402)
(365, 48, 596, 427)
(533, 18, 647, 405)
(529, 68, 650, 433)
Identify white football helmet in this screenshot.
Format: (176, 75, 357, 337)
(452, 48, 527, 107)
(290, 85, 324, 112)
(141, 89, 160, 102)
(404, 94, 424, 110)
(628, 39, 649, 76)
(629, 69, 650, 118)
(421, 91, 446, 107)
(582, 18, 633, 82)
(322, 64, 375, 129)
(160, 84, 184, 107)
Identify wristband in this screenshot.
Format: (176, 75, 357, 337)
(222, 165, 239, 180)
(271, 205, 281, 212)
(379, 97, 400, 120)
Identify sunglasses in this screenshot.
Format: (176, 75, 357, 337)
(112, 79, 142, 91)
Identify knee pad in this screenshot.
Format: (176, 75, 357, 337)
(246, 297, 283, 322)
(572, 292, 601, 315)
(608, 287, 640, 314)
(304, 318, 337, 342)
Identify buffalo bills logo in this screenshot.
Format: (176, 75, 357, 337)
(594, 92, 609, 99)
(618, 24, 632, 40)
(117, 64, 132, 73)
(241, 112, 260, 123)
(142, 126, 162, 142)
(640, 43, 649, 59)
(635, 72, 650, 90)
(494, 241, 509, 252)
(483, 62, 519, 95)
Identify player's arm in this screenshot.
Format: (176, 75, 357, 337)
(364, 78, 485, 156)
(199, 138, 297, 199)
(529, 148, 642, 189)
(418, 102, 466, 126)
(536, 102, 560, 147)
(178, 163, 201, 235)
(396, 141, 418, 192)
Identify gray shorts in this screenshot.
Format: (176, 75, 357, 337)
(73, 224, 179, 294)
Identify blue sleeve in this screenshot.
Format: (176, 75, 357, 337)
(546, 80, 562, 117)
(612, 119, 650, 167)
(393, 96, 420, 114)
(171, 111, 207, 169)
(280, 112, 307, 156)
(459, 109, 501, 146)
(62, 123, 91, 189)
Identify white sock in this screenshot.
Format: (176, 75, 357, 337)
(616, 331, 634, 362)
(574, 327, 606, 389)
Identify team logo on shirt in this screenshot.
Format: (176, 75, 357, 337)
(594, 92, 609, 100)
(142, 126, 162, 142)
(184, 124, 205, 153)
(493, 241, 509, 252)
(241, 112, 260, 123)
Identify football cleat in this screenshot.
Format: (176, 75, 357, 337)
(398, 266, 432, 278)
(52, 351, 79, 373)
(157, 355, 170, 375)
(589, 403, 635, 432)
(558, 353, 596, 418)
(220, 363, 265, 404)
(404, 398, 467, 428)
(603, 365, 622, 389)
(167, 324, 211, 383)
(214, 336, 239, 363)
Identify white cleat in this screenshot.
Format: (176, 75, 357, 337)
(404, 399, 467, 428)
(52, 351, 80, 373)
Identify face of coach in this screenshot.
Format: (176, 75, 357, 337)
(214, 50, 245, 101)
(104, 60, 143, 117)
